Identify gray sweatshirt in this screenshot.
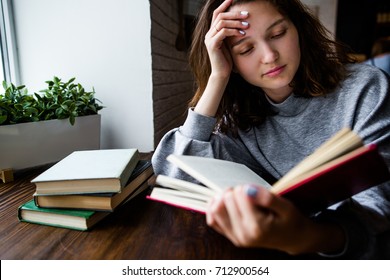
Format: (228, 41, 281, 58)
(152, 63, 390, 259)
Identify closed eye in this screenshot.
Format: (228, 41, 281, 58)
(270, 29, 287, 40)
(239, 47, 254, 55)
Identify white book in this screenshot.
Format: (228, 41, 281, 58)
(148, 154, 272, 213)
(32, 149, 140, 195)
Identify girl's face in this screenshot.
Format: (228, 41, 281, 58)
(227, 1, 301, 103)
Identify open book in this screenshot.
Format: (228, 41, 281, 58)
(148, 128, 390, 214)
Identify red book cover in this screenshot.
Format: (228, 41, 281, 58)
(279, 144, 390, 214)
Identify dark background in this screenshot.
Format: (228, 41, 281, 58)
(336, 0, 390, 57)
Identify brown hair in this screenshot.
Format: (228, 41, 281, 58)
(188, 0, 354, 134)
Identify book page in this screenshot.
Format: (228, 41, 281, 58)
(272, 128, 363, 191)
(167, 155, 272, 192)
(155, 175, 216, 197)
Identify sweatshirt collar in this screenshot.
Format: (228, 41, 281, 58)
(265, 93, 312, 117)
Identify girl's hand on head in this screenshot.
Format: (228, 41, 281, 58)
(205, 0, 249, 80)
(206, 185, 337, 255)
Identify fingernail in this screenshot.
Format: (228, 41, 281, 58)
(241, 21, 249, 26)
(239, 30, 246, 35)
(241, 11, 249, 15)
(245, 185, 258, 197)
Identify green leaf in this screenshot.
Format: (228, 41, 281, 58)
(0, 76, 103, 126)
(0, 115, 7, 124)
(69, 114, 75, 125)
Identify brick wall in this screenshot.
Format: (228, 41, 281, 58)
(150, 0, 195, 148)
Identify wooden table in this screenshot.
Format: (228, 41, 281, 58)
(0, 165, 319, 260)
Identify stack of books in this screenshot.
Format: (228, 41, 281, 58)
(18, 149, 154, 231)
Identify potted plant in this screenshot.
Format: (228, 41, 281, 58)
(0, 77, 103, 181)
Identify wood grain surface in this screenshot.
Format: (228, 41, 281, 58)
(0, 163, 318, 260)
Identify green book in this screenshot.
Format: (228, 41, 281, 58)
(18, 200, 110, 231)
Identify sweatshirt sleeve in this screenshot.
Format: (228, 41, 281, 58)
(152, 109, 217, 181)
(152, 108, 270, 183)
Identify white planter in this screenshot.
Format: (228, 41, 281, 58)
(0, 114, 101, 171)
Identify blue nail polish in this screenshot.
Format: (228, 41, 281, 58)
(246, 185, 258, 197)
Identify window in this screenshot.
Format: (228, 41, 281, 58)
(0, 0, 19, 84)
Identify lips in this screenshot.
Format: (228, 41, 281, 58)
(263, 65, 286, 77)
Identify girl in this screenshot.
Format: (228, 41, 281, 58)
(152, 0, 390, 258)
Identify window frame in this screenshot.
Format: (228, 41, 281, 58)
(0, 0, 20, 84)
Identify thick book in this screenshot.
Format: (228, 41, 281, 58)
(34, 160, 153, 211)
(148, 128, 390, 215)
(18, 200, 110, 231)
(32, 149, 140, 195)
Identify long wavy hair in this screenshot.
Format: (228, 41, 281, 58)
(188, 0, 355, 134)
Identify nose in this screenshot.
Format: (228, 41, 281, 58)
(259, 43, 279, 64)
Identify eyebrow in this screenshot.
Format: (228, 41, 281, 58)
(230, 18, 287, 49)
